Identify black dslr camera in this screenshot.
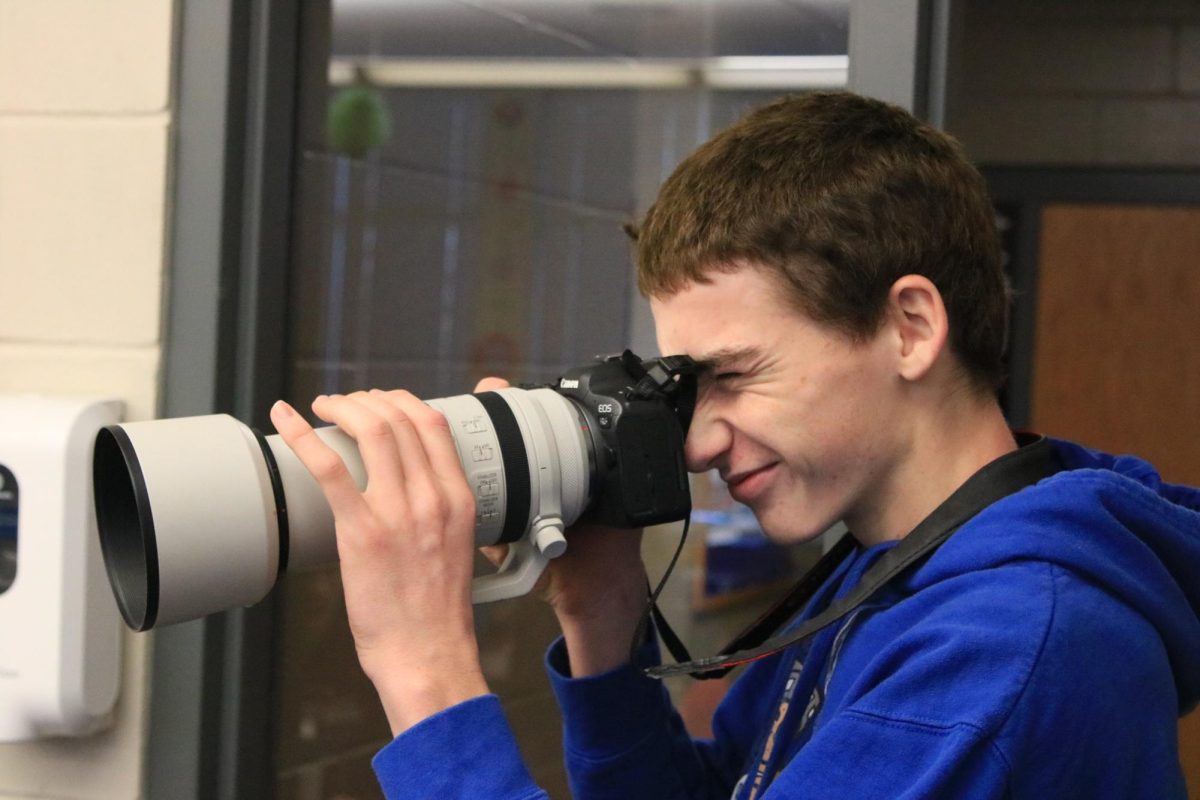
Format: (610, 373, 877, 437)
(553, 350, 697, 529)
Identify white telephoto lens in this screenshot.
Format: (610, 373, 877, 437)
(93, 388, 594, 631)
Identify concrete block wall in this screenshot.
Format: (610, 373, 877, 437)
(0, 1, 174, 797)
(946, 0, 1200, 166)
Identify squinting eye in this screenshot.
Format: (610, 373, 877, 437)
(715, 372, 741, 382)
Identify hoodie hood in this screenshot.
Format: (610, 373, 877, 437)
(1047, 439, 1200, 712)
(918, 438, 1200, 715)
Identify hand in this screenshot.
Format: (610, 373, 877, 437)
(271, 390, 489, 735)
(476, 378, 650, 676)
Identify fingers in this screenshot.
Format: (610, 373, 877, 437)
(373, 390, 475, 518)
(274, 388, 477, 537)
(474, 376, 510, 393)
(353, 390, 447, 511)
(479, 543, 508, 568)
(270, 400, 368, 520)
(310, 393, 408, 504)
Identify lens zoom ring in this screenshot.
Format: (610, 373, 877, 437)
(474, 392, 531, 544)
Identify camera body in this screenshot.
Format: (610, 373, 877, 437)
(555, 351, 694, 529)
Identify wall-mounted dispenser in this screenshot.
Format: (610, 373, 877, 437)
(0, 395, 124, 741)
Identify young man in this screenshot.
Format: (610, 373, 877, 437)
(271, 92, 1200, 798)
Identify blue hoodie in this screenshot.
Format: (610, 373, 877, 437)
(373, 440, 1200, 798)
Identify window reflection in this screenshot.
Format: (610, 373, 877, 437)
(274, 2, 847, 796)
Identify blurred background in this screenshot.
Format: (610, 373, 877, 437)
(0, 1, 1197, 798)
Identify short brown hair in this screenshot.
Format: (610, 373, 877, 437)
(634, 91, 1009, 393)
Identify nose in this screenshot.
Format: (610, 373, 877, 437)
(683, 394, 730, 473)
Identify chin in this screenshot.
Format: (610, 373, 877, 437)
(754, 511, 832, 546)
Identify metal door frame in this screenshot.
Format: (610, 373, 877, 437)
(147, 1, 302, 797)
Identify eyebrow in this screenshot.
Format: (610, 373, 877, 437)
(691, 345, 763, 373)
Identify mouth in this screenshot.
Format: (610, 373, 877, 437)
(724, 463, 778, 502)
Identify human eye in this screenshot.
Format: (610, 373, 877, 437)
(696, 350, 754, 389)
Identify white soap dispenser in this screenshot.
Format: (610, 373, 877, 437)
(0, 395, 124, 740)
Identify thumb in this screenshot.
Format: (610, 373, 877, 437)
(479, 544, 508, 568)
(474, 376, 510, 393)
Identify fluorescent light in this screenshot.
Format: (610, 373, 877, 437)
(328, 55, 847, 90)
(329, 58, 693, 89)
(708, 56, 849, 71)
(704, 56, 849, 89)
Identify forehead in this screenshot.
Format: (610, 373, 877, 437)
(649, 267, 799, 357)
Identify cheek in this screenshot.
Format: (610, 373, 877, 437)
(818, 371, 906, 485)
(778, 369, 892, 468)
(741, 395, 820, 467)
(710, 394, 780, 456)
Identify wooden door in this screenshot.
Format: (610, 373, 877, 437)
(1031, 204, 1200, 796)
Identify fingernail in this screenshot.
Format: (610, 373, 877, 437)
(272, 400, 294, 417)
(315, 394, 328, 402)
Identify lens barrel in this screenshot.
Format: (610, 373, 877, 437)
(93, 389, 592, 630)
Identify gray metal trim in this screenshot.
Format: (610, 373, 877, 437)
(161, 0, 242, 420)
(149, 1, 242, 796)
(150, 1, 301, 798)
(234, 1, 301, 427)
(849, 0, 924, 115)
(984, 167, 1200, 206)
(848, 0, 953, 125)
(923, 0, 955, 129)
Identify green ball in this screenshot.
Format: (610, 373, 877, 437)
(327, 85, 392, 158)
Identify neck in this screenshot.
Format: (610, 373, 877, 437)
(847, 388, 1017, 548)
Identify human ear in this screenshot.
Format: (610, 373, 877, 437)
(887, 275, 949, 382)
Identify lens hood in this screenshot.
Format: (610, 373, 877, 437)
(94, 415, 283, 630)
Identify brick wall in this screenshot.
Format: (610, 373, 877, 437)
(0, 1, 174, 797)
(946, 0, 1200, 166)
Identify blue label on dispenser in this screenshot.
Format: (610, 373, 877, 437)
(0, 464, 16, 594)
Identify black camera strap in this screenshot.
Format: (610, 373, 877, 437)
(644, 433, 1060, 680)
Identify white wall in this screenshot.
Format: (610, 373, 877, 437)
(946, 0, 1200, 166)
(0, 1, 174, 797)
